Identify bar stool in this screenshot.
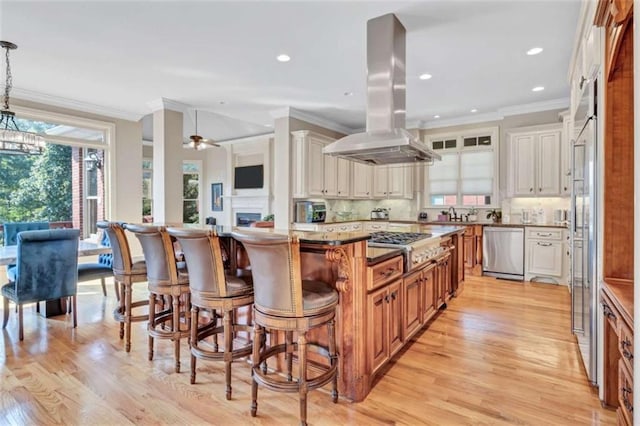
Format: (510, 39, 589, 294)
(168, 228, 253, 400)
(125, 224, 191, 373)
(232, 231, 339, 426)
(97, 221, 148, 352)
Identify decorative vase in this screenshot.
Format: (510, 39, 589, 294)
(437, 214, 449, 221)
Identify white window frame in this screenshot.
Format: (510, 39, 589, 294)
(182, 160, 203, 225)
(142, 157, 153, 218)
(423, 126, 500, 208)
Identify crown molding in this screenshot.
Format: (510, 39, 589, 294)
(8, 87, 144, 122)
(417, 97, 570, 130)
(146, 97, 189, 113)
(217, 131, 275, 144)
(269, 106, 355, 135)
(497, 97, 569, 117)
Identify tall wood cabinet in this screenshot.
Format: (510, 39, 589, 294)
(594, 1, 634, 424)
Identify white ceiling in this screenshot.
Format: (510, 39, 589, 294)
(1, 0, 581, 141)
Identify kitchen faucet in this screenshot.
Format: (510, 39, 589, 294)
(448, 206, 458, 221)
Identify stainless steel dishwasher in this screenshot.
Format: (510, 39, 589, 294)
(482, 226, 524, 281)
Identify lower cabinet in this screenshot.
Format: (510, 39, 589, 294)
(367, 277, 402, 375)
(422, 263, 436, 322)
(525, 227, 566, 283)
(463, 225, 483, 276)
(403, 270, 423, 340)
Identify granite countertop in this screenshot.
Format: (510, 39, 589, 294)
(304, 218, 567, 229)
(166, 224, 371, 246)
(366, 247, 403, 265)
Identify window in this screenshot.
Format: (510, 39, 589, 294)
(183, 161, 201, 224)
(142, 159, 152, 219)
(425, 127, 498, 207)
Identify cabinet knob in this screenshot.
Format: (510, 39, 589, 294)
(539, 187, 541, 192)
(530, 188, 533, 192)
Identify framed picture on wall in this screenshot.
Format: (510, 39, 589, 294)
(212, 183, 223, 211)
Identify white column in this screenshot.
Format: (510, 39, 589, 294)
(271, 110, 292, 229)
(149, 98, 185, 224)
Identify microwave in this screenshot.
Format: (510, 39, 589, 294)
(295, 202, 326, 223)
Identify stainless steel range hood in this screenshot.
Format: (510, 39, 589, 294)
(323, 13, 440, 165)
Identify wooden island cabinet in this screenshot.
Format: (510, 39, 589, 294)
(219, 224, 464, 402)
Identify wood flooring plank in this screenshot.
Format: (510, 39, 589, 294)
(0, 277, 616, 425)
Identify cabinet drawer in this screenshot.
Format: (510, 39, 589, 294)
(526, 227, 563, 240)
(602, 294, 620, 333)
(367, 256, 403, 291)
(619, 321, 634, 373)
(618, 359, 633, 426)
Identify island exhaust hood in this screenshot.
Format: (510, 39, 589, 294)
(323, 13, 440, 165)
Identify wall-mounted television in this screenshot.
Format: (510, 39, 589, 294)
(234, 165, 264, 189)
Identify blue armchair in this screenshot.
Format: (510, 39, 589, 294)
(3, 222, 50, 282)
(77, 230, 118, 300)
(1, 228, 80, 341)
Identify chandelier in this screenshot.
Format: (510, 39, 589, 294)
(0, 41, 45, 155)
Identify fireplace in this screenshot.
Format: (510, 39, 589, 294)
(236, 212, 261, 227)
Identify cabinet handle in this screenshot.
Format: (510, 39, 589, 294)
(622, 339, 633, 360)
(384, 295, 390, 303)
(380, 268, 396, 277)
(564, 186, 568, 191)
(536, 242, 552, 247)
(530, 187, 533, 192)
(621, 387, 633, 412)
(539, 187, 541, 192)
(391, 292, 397, 300)
(536, 232, 552, 237)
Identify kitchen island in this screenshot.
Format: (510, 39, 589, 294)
(170, 224, 464, 401)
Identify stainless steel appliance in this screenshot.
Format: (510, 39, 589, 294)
(570, 74, 598, 385)
(370, 208, 389, 220)
(482, 226, 524, 280)
(322, 14, 440, 165)
(294, 201, 326, 223)
(368, 231, 445, 272)
(417, 211, 429, 222)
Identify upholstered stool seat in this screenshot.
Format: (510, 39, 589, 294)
(168, 227, 254, 400)
(126, 224, 191, 373)
(232, 231, 339, 426)
(97, 221, 148, 352)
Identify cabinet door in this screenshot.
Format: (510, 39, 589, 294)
(336, 158, 351, 198)
(387, 280, 403, 357)
(352, 162, 373, 198)
(387, 166, 413, 198)
(511, 134, 537, 196)
(537, 131, 561, 195)
(373, 166, 389, 198)
(527, 240, 563, 277)
(403, 270, 422, 340)
(422, 265, 436, 322)
(308, 138, 326, 197)
(463, 235, 475, 269)
(367, 286, 388, 374)
(323, 152, 339, 197)
(435, 261, 445, 308)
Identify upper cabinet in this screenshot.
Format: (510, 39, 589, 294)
(352, 162, 373, 198)
(507, 125, 562, 197)
(291, 130, 351, 199)
(373, 165, 414, 199)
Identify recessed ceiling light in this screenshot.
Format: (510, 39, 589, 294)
(532, 86, 545, 92)
(277, 54, 291, 62)
(419, 73, 432, 80)
(470, 109, 478, 113)
(527, 47, 543, 56)
(219, 101, 225, 105)
(434, 115, 440, 118)
(344, 91, 354, 96)
(265, 124, 273, 127)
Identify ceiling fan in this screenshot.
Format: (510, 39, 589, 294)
(185, 110, 219, 150)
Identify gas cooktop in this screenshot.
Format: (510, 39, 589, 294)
(369, 231, 432, 246)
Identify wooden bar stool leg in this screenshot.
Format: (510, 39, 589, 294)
(148, 293, 156, 361)
(251, 322, 262, 418)
(190, 305, 198, 384)
(212, 309, 218, 352)
(2, 297, 9, 328)
(100, 277, 107, 296)
(118, 280, 125, 339)
(224, 309, 233, 400)
(328, 318, 338, 403)
(173, 294, 181, 373)
(285, 330, 294, 381)
(298, 331, 308, 426)
(114, 281, 120, 302)
(72, 296, 77, 328)
(124, 281, 133, 352)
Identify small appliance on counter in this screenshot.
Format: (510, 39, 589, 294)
(553, 209, 568, 225)
(417, 211, 429, 222)
(295, 201, 326, 223)
(370, 208, 389, 220)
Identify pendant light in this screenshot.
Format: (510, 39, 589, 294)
(0, 41, 45, 155)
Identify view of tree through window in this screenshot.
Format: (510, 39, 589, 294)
(183, 162, 200, 224)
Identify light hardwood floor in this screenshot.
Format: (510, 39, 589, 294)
(0, 275, 615, 425)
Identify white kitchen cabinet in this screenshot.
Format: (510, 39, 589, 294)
(560, 111, 572, 196)
(363, 221, 388, 232)
(352, 162, 373, 198)
(508, 126, 562, 197)
(291, 130, 347, 199)
(373, 165, 413, 199)
(525, 226, 566, 283)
